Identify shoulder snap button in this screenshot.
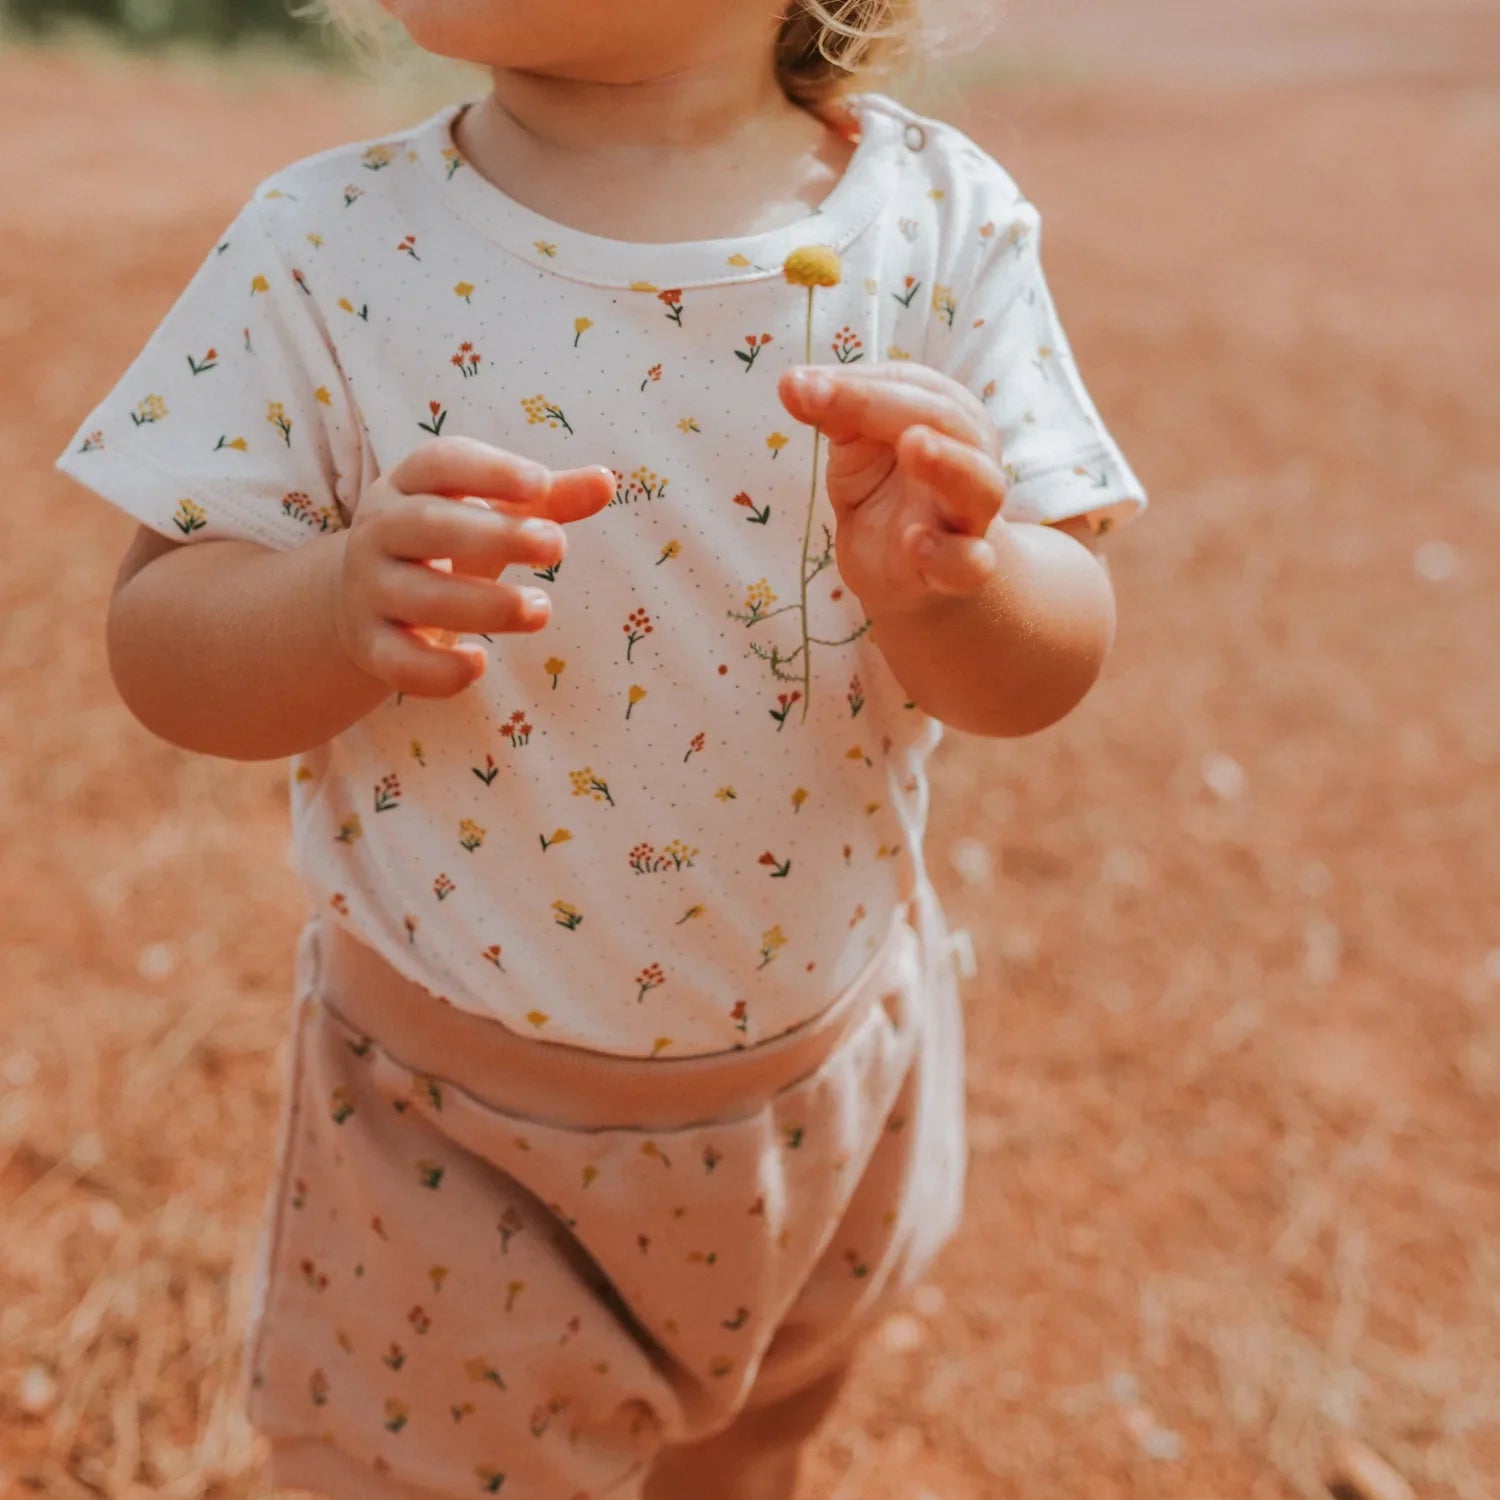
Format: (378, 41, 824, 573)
(904, 122, 926, 153)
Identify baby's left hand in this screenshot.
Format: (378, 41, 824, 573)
(777, 362, 1007, 617)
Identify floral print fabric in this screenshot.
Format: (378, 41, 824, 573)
(56, 93, 1147, 1057)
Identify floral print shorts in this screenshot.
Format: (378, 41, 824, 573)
(245, 883, 969, 1500)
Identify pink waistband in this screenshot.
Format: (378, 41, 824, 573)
(308, 902, 922, 1132)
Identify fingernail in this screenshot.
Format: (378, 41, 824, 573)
(518, 518, 561, 544)
(522, 588, 550, 616)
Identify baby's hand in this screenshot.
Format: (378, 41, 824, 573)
(777, 363, 1007, 617)
(336, 436, 613, 698)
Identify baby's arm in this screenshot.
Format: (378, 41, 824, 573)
(107, 439, 612, 762)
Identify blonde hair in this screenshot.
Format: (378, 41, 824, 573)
(302, 0, 920, 106)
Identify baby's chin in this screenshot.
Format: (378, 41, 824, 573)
(374, 0, 605, 73)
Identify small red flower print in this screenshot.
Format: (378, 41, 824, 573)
(683, 732, 706, 763)
(309, 1368, 330, 1406)
(636, 963, 665, 1004)
(832, 325, 863, 363)
(894, 274, 922, 308)
(758, 851, 792, 878)
(473, 753, 499, 786)
(330, 891, 350, 916)
(640, 363, 663, 392)
(730, 1000, 749, 1034)
(848, 675, 865, 716)
(831, 586, 844, 600)
(481, 943, 505, 970)
(186, 347, 218, 375)
(623, 607, 654, 661)
(769, 691, 802, 731)
(433, 873, 455, 901)
(77, 430, 105, 452)
(408, 1305, 432, 1335)
(732, 490, 771, 524)
(450, 341, 483, 379)
(505, 709, 533, 747)
(419, 400, 447, 436)
(398, 233, 422, 261)
(658, 289, 685, 325)
(842, 844, 853, 865)
(373, 772, 402, 812)
(343, 183, 364, 206)
(292, 268, 311, 296)
(735, 333, 773, 370)
(498, 1207, 524, 1253)
(404, 913, 419, 942)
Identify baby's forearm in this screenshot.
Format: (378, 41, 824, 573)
(107, 532, 390, 761)
(868, 521, 1116, 738)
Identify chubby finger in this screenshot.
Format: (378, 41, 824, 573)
(364, 625, 489, 700)
(897, 425, 1008, 536)
(382, 562, 553, 637)
(377, 496, 566, 574)
(388, 437, 614, 523)
(778, 367, 987, 451)
(903, 520, 999, 597)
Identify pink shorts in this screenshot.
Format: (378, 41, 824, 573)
(245, 881, 969, 1500)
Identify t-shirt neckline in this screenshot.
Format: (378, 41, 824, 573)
(412, 92, 904, 291)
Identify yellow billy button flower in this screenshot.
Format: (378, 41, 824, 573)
(781, 245, 843, 289)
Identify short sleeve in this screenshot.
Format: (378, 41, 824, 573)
(54, 195, 363, 552)
(933, 197, 1148, 534)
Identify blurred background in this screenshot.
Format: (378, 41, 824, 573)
(2, 2, 1498, 1497)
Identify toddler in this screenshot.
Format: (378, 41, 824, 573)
(57, 1, 1148, 1495)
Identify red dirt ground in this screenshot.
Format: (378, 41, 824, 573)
(2, 21, 1498, 1500)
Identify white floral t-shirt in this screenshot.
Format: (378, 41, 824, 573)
(57, 92, 1147, 1058)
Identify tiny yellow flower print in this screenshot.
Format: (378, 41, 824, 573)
(568, 767, 613, 805)
(573, 316, 593, 347)
(758, 926, 787, 969)
(629, 280, 660, 293)
(250, 274, 270, 295)
(329, 1086, 354, 1124)
(172, 498, 206, 536)
(655, 541, 681, 566)
(782, 245, 843, 288)
(865, 801, 882, 816)
(308, 1368, 330, 1405)
(539, 827, 571, 852)
(677, 904, 704, 923)
(335, 813, 363, 844)
(441, 146, 463, 179)
(791, 787, 808, 813)
(266, 401, 293, 446)
(342, 183, 364, 207)
(505, 1281, 525, 1312)
(932, 284, 957, 327)
(726, 253, 752, 267)
(715, 786, 737, 802)
(464, 1357, 506, 1387)
(314, 385, 332, 406)
(676, 417, 700, 434)
(544, 656, 565, 688)
(429, 1265, 449, 1293)
(739, 578, 777, 622)
(521, 394, 574, 435)
(383, 1398, 408, 1433)
(552, 899, 584, 930)
(526, 1010, 550, 1028)
(876, 844, 900, 860)
(410, 739, 425, 765)
(847, 744, 873, 767)
(651, 1037, 672, 1058)
(864, 277, 879, 295)
(212, 434, 248, 452)
(534, 240, 558, 258)
(928, 187, 946, 201)
(363, 144, 395, 171)
(888, 346, 912, 361)
(627, 684, 648, 719)
(627, 465, 669, 501)
(264, 188, 284, 200)
(454, 280, 475, 302)
(766, 431, 790, 458)
(641, 1139, 671, 1167)
(306, 232, 324, 249)
(131, 394, 168, 427)
(293, 761, 315, 782)
(459, 819, 486, 852)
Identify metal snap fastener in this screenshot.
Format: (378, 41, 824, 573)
(903, 122, 926, 153)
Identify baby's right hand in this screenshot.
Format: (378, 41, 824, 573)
(335, 437, 614, 698)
